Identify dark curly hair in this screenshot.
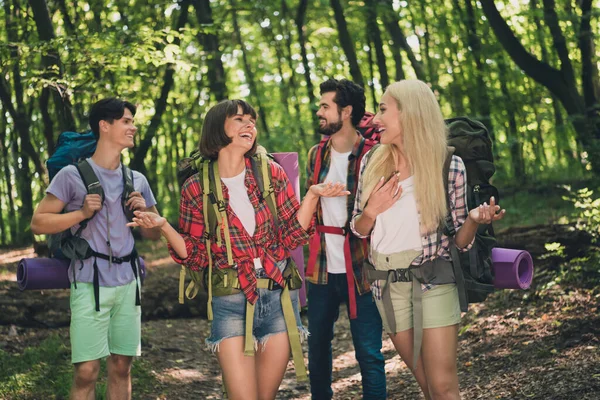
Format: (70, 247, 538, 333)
(319, 79, 366, 127)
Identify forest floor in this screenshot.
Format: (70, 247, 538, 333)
(1, 223, 599, 399)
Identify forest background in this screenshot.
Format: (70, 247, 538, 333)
(0, 0, 599, 244)
(0, 0, 600, 399)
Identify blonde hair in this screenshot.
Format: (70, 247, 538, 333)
(360, 80, 448, 233)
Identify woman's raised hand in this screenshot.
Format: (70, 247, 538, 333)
(126, 210, 167, 229)
(309, 182, 351, 198)
(363, 173, 402, 220)
(468, 196, 506, 224)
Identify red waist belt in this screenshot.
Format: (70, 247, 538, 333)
(306, 225, 358, 319)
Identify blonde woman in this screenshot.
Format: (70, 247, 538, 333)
(351, 80, 505, 399)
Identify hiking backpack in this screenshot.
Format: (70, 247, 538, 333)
(176, 151, 303, 308)
(45, 131, 140, 311)
(444, 117, 499, 311)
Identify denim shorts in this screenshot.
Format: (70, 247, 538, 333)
(206, 272, 307, 352)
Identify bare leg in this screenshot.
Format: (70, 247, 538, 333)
(217, 336, 259, 400)
(389, 329, 431, 400)
(421, 325, 460, 400)
(255, 332, 291, 400)
(70, 360, 100, 400)
(106, 354, 133, 400)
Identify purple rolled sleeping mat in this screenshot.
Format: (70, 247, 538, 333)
(272, 152, 307, 307)
(491, 247, 534, 289)
(17, 257, 147, 291)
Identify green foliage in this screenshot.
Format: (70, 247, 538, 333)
(562, 186, 600, 242)
(0, 0, 599, 245)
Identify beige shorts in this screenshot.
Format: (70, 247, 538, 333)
(374, 283, 461, 333)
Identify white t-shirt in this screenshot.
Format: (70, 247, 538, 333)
(320, 148, 351, 274)
(371, 175, 422, 254)
(221, 170, 262, 270)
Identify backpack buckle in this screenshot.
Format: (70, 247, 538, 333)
(217, 200, 226, 213)
(389, 268, 411, 283)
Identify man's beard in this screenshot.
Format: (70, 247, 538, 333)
(318, 117, 343, 135)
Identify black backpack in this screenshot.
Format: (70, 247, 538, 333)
(444, 117, 499, 311)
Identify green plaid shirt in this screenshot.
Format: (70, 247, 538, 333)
(305, 134, 372, 294)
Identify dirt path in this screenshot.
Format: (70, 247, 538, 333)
(138, 285, 599, 400)
(1, 230, 599, 399)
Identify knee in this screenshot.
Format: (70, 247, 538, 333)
(108, 355, 133, 380)
(74, 362, 100, 388)
(428, 379, 458, 400)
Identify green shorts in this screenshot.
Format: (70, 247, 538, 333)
(70, 280, 141, 364)
(375, 283, 461, 333)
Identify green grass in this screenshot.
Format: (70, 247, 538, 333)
(494, 187, 575, 231)
(0, 334, 159, 400)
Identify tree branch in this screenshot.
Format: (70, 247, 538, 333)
(480, 1, 569, 103)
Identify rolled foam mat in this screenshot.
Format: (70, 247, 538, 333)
(272, 152, 307, 307)
(17, 257, 146, 291)
(491, 247, 533, 290)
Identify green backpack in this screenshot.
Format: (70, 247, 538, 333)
(175, 151, 307, 383)
(444, 117, 499, 310)
(175, 151, 302, 314)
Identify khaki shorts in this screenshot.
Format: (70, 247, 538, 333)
(375, 283, 461, 334)
(70, 280, 141, 364)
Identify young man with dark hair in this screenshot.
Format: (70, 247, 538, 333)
(305, 79, 386, 399)
(31, 98, 161, 400)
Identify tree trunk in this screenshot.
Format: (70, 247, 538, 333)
(229, 0, 270, 139)
(295, 0, 319, 141)
(0, 115, 17, 243)
(480, 1, 600, 174)
(498, 58, 525, 183)
(329, 0, 364, 87)
(578, 0, 599, 115)
(365, 37, 378, 110)
(192, 0, 228, 101)
(463, 0, 494, 137)
(132, 0, 190, 177)
(40, 88, 56, 154)
(365, 1, 389, 90)
(280, 0, 307, 141)
(417, 0, 436, 84)
(379, 0, 425, 81)
(28, 0, 77, 133)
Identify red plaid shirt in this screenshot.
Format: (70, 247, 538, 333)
(169, 157, 313, 304)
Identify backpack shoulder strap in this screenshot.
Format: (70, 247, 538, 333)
(251, 154, 278, 229)
(442, 146, 456, 237)
(206, 159, 234, 266)
(312, 136, 330, 185)
(75, 160, 104, 233)
(121, 164, 135, 221)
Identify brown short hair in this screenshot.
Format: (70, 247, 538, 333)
(199, 100, 258, 159)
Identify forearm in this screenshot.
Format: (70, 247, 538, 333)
(455, 215, 478, 248)
(140, 226, 161, 240)
(31, 210, 87, 235)
(161, 222, 188, 259)
(352, 208, 377, 237)
(296, 191, 319, 230)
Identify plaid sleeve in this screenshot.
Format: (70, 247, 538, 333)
(450, 156, 474, 251)
(350, 149, 371, 239)
(168, 176, 210, 270)
(305, 145, 318, 194)
(272, 161, 313, 249)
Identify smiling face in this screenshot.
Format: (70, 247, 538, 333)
(374, 92, 403, 146)
(100, 107, 137, 149)
(316, 92, 344, 135)
(223, 105, 257, 152)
